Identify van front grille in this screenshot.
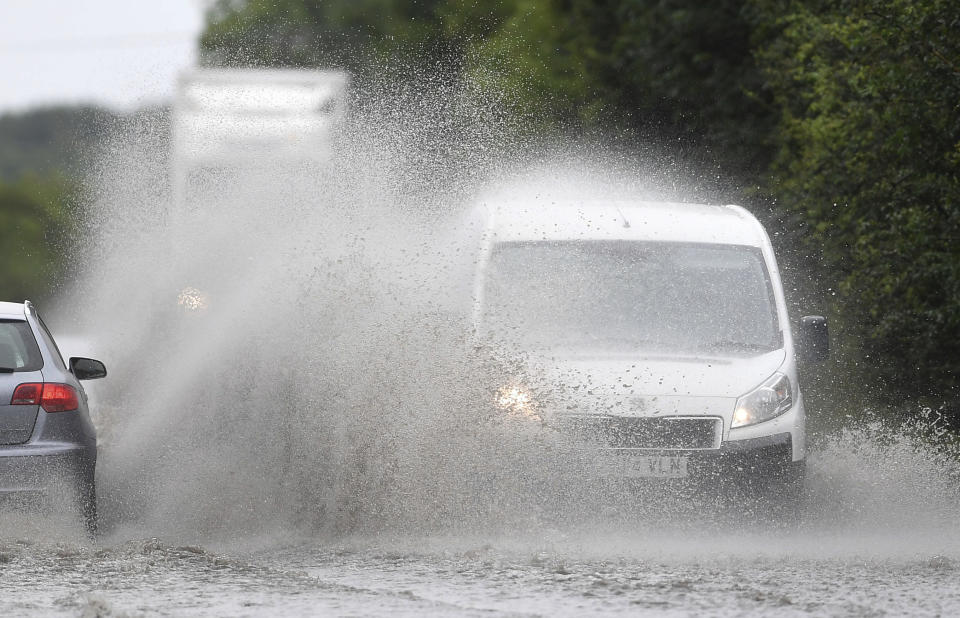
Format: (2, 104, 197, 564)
(560, 415, 722, 450)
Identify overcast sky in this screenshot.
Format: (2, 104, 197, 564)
(0, 0, 206, 113)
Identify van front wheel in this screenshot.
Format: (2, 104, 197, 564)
(758, 459, 805, 523)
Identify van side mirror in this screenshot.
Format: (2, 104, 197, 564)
(799, 316, 829, 362)
(70, 357, 107, 380)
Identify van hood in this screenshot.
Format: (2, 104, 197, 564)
(530, 348, 786, 417)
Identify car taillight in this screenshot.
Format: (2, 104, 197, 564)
(39, 383, 80, 412)
(10, 383, 79, 412)
(11, 383, 42, 405)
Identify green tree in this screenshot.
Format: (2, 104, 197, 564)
(0, 176, 77, 302)
(464, 0, 777, 180)
(0, 106, 117, 182)
(201, 0, 776, 184)
(756, 0, 960, 398)
(200, 0, 450, 71)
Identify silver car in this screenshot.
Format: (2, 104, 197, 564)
(0, 300, 105, 535)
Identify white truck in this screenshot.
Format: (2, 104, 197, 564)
(166, 68, 349, 313)
(170, 67, 350, 210)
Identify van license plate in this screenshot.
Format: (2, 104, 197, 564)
(605, 455, 689, 479)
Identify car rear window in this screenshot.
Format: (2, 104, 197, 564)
(0, 320, 43, 371)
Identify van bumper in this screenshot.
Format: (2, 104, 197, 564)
(693, 432, 803, 487)
(600, 432, 803, 488)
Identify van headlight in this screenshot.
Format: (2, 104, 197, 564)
(732, 373, 792, 428)
(495, 383, 540, 420)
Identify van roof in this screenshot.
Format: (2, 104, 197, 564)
(481, 201, 771, 248)
(179, 68, 350, 86)
(0, 302, 26, 320)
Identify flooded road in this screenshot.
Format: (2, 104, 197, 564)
(5, 407, 960, 617)
(7, 425, 960, 616)
(5, 527, 960, 616)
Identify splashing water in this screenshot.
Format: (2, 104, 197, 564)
(33, 75, 960, 592)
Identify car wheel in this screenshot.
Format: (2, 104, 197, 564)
(720, 458, 805, 525)
(77, 476, 98, 538)
(759, 459, 806, 524)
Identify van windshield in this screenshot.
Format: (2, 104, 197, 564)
(481, 241, 781, 355)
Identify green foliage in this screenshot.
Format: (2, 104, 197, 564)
(201, 0, 776, 178)
(458, 0, 589, 124)
(0, 176, 77, 302)
(200, 0, 450, 70)
(756, 0, 960, 397)
(519, 0, 775, 174)
(0, 106, 117, 182)
(0, 107, 106, 302)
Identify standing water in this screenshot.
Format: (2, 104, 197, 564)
(6, 80, 960, 616)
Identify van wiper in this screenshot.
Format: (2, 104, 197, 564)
(0, 367, 15, 373)
(562, 336, 663, 349)
(703, 340, 772, 352)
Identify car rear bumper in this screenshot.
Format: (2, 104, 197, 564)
(0, 443, 95, 493)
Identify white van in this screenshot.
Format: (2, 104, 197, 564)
(473, 199, 828, 498)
